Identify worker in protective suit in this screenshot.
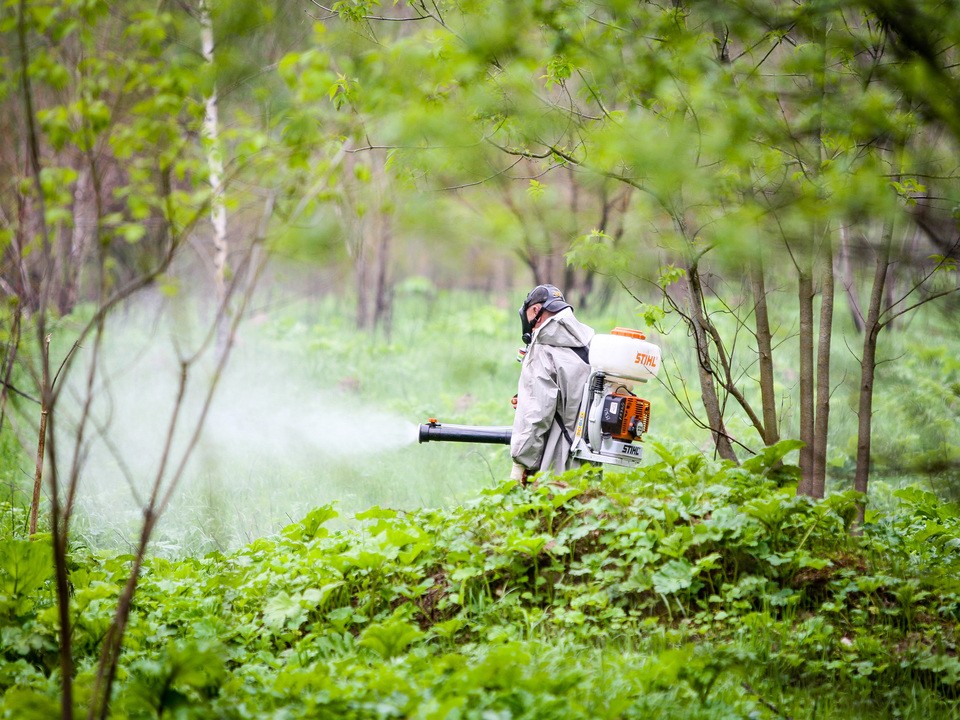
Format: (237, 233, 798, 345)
(510, 284, 596, 482)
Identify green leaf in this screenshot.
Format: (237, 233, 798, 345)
(359, 617, 423, 659)
(649, 440, 680, 468)
(652, 558, 696, 595)
(119, 223, 146, 243)
(543, 55, 573, 88)
(741, 439, 804, 475)
(636, 302, 666, 328)
(657, 265, 686, 287)
(263, 591, 305, 630)
(355, 506, 397, 521)
(0, 539, 52, 598)
(283, 504, 338, 541)
(527, 179, 546, 200)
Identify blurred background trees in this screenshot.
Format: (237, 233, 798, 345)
(281, 0, 959, 503)
(2, 0, 959, 508)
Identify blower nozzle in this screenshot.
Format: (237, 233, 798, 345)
(418, 419, 512, 445)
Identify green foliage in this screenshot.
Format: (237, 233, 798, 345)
(865, 339, 960, 496)
(3, 456, 960, 718)
(0, 537, 58, 684)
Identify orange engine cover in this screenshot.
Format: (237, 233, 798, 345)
(607, 394, 651, 441)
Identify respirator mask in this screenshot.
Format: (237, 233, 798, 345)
(519, 284, 572, 344)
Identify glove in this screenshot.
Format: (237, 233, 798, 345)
(510, 462, 532, 484)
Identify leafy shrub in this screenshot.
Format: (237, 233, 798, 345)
(1, 450, 958, 719)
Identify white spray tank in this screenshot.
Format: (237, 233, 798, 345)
(588, 327, 661, 384)
(572, 328, 661, 468)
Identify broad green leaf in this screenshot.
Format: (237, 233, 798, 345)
(359, 617, 423, 659)
(0, 540, 52, 598)
(652, 558, 696, 595)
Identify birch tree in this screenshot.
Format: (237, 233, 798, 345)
(198, 0, 229, 333)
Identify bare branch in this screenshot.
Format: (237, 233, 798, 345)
(87, 194, 274, 719)
(880, 284, 960, 327)
(438, 157, 525, 191)
(879, 235, 960, 324)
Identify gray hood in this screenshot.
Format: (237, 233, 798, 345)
(531, 307, 595, 349)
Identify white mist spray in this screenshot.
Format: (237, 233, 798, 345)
(56, 293, 458, 556)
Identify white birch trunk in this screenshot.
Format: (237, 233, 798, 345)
(199, 0, 227, 312)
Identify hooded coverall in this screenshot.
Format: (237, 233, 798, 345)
(510, 307, 596, 479)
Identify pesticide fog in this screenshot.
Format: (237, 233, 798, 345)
(54, 294, 469, 556)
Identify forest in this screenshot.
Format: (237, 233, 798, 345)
(1, 0, 959, 718)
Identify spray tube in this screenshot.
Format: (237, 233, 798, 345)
(418, 419, 512, 445)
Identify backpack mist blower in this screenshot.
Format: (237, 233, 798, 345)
(418, 328, 661, 469)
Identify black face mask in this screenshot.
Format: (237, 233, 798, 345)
(519, 304, 547, 345)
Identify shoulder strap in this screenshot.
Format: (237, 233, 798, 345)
(571, 345, 589, 364)
(553, 410, 572, 446)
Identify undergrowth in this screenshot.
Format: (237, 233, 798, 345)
(1, 444, 958, 718)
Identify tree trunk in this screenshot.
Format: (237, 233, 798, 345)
(60, 167, 95, 314)
(199, 0, 228, 338)
(29, 335, 50, 535)
(0, 305, 22, 435)
(48, 436, 75, 720)
(799, 8, 828, 498)
(17, 4, 73, 714)
(354, 228, 371, 329)
(750, 256, 779, 446)
(854, 222, 893, 525)
(797, 262, 816, 496)
(371, 218, 393, 334)
(15, 0, 51, 315)
(687, 262, 738, 462)
(838, 225, 865, 333)
(812, 233, 834, 498)
(882, 259, 899, 332)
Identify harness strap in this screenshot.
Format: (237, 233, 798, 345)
(571, 345, 590, 364)
(554, 410, 573, 446)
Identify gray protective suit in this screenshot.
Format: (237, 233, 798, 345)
(510, 308, 596, 476)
